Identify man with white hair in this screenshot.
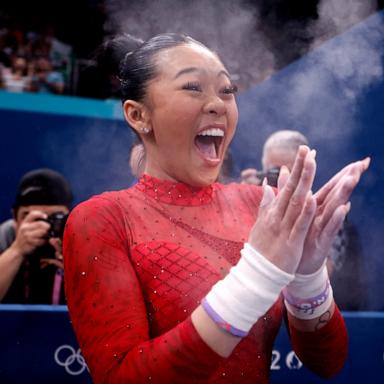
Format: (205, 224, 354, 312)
(262, 129, 309, 171)
(241, 129, 308, 186)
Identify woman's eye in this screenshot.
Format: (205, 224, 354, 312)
(182, 82, 202, 92)
(222, 84, 238, 95)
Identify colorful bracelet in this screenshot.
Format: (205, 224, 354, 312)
(201, 298, 248, 337)
(282, 264, 334, 319)
(284, 280, 330, 315)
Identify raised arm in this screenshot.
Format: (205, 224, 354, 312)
(282, 157, 369, 378)
(193, 146, 318, 355)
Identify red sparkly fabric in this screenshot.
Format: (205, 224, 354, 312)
(289, 306, 348, 379)
(64, 174, 347, 383)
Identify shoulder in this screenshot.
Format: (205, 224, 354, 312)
(69, 189, 131, 221)
(0, 219, 16, 254)
(65, 189, 135, 249)
(67, 186, 144, 228)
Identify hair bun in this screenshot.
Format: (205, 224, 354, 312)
(94, 34, 144, 78)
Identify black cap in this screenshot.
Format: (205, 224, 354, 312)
(13, 168, 73, 209)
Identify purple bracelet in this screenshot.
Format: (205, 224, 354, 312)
(283, 280, 331, 315)
(201, 298, 248, 338)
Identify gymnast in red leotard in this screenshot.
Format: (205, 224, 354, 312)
(63, 33, 369, 383)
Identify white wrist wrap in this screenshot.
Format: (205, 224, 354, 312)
(283, 263, 333, 319)
(204, 243, 294, 334)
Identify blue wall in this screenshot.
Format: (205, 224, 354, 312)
(0, 12, 383, 309)
(0, 92, 134, 220)
(1, 306, 383, 383)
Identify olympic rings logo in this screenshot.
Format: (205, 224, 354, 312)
(54, 345, 89, 376)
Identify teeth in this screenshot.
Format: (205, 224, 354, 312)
(197, 128, 224, 137)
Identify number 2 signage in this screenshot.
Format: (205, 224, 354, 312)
(271, 350, 303, 370)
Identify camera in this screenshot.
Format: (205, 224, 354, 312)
(44, 212, 68, 239)
(256, 167, 281, 188)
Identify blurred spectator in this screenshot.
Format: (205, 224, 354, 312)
(30, 57, 65, 94)
(26, 25, 73, 85)
(262, 130, 309, 172)
(0, 31, 12, 67)
(240, 130, 308, 186)
(0, 19, 72, 95)
(0, 54, 33, 92)
(0, 169, 73, 304)
(42, 25, 73, 76)
(0, 21, 24, 59)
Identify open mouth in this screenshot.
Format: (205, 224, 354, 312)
(194, 128, 224, 160)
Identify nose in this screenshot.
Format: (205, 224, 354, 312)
(203, 95, 227, 116)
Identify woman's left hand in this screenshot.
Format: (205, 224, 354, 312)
(296, 158, 370, 274)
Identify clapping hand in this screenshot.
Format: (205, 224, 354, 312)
(248, 146, 317, 273)
(297, 158, 370, 274)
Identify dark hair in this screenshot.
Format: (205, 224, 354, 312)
(98, 32, 210, 102)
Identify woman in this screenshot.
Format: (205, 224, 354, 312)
(63, 33, 369, 383)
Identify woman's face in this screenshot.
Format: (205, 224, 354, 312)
(142, 43, 238, 187)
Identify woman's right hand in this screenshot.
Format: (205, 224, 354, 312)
(247, 146, 317, 274)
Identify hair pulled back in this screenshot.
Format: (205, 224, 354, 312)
(97, 33, 208, 102)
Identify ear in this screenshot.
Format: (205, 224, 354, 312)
(123, 100, 152, 135)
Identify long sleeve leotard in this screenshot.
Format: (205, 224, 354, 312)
(63, 175, 347, 383)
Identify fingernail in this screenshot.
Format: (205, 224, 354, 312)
(345, 201, 351, 214)
(260, 184, 271, 207)
(310, 149, 317, 159)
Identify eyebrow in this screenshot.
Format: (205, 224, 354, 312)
(174, 67, 231, 80)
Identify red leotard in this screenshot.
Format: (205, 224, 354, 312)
(63, 175, 347, 383)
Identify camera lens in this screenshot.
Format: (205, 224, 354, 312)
(46, 212, 68, 238)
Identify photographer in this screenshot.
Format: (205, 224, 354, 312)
(0, 168, 73, 304)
